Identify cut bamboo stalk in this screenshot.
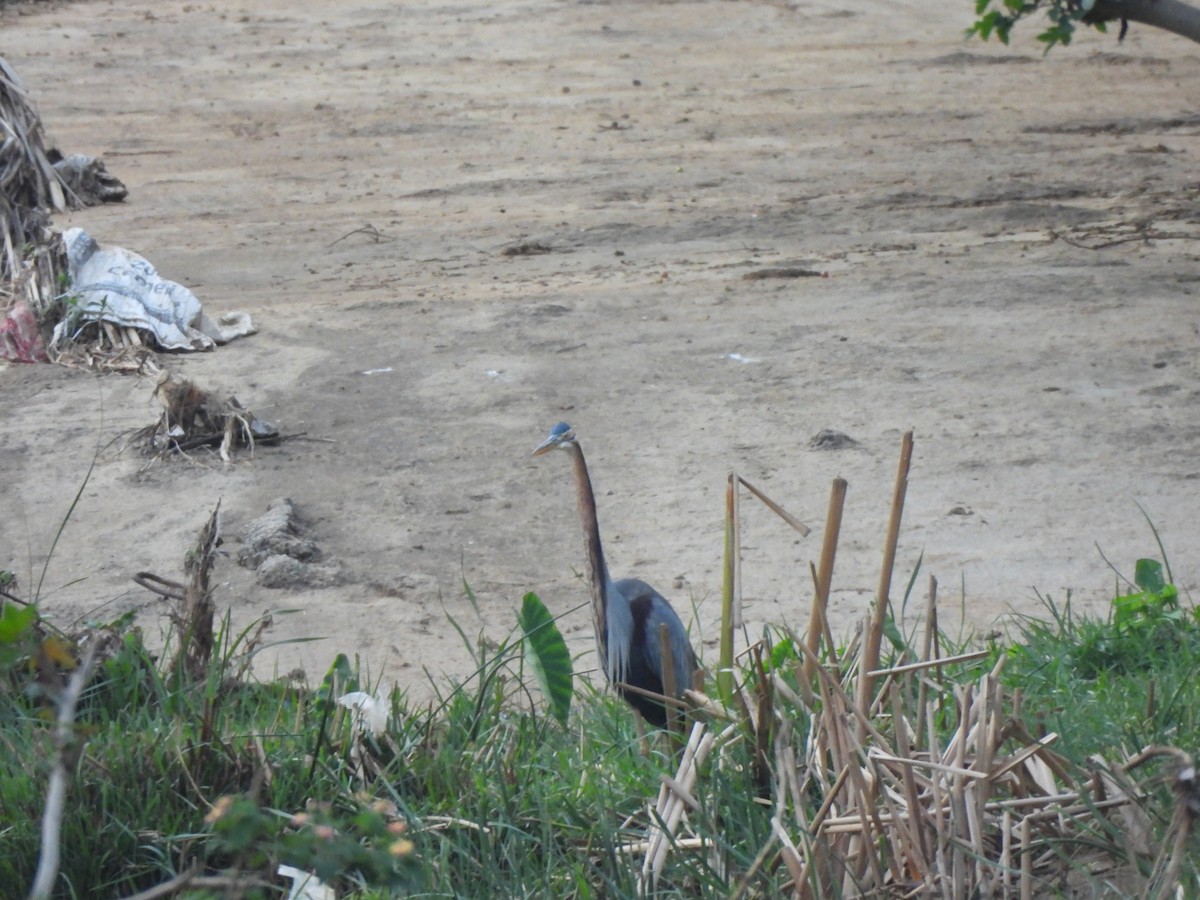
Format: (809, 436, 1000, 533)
(719, 472, 738, 706)
(1019, 814, 1032, 900)
(809, 561, 839, 668)
(804, 477, 847, 684)
(857, 429, 914, 737)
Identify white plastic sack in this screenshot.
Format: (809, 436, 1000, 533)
(55, 227, 254, 351)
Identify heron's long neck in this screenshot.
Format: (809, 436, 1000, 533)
(568, 443, 611, 663)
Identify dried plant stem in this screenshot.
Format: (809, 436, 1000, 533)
(857, 429, 913, 736)
(804, 477, 847, 684)
(915, 574, 939, 751)
(737, 474, 811, 537)
(29, 643, 99, 900)
(719, 472, 739, 705)
(639, 721, 716, 890)
(868, 648, 990, 677)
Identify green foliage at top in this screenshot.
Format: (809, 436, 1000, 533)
(969, 0, 1109, 51)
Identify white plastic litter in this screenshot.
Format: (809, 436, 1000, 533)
(54, 227, 255, 351)
(278, 865, 335, 900)
(337, 689, 390, 736)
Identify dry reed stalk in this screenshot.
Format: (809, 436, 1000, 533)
(729, 472, 742, 624)
(737, 474, 811, 537)
(857, 430, 913, 736)
(868, 648, 991, 678)
(747, 643, 774, 794)
(914, 575, 939, 751)
(638, 720, 718, 890)
(1019, 813, 1032, 899)
(721, 472, 809, 705)
(719, 472, 740, 705)
(811, 563, 840, 664)
(789, 761, 851, 898)
(804, 477, 847, 684)
(890, 683, 930, 863)
(771, 813, 807, 897)
(619, 835, 706, 855)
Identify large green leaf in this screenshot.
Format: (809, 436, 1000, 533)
(0, 602, 37, 644)
(519, 593, 572, 726)
(1133, 558, 1167, 595)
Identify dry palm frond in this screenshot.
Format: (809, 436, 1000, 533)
(0, 56, 66, 284)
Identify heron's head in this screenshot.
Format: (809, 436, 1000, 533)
(532, 421, 576, 457)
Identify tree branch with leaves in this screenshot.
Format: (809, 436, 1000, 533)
(970, 0, 1200, 50)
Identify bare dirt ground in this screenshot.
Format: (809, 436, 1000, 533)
(2, 0, 1198, 693)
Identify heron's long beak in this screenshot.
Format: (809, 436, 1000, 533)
(531, 436, 558, 457)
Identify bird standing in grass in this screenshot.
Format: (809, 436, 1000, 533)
(532, 422, 697, 727)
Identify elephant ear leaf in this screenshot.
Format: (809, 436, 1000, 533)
(519, 592, 573, 726)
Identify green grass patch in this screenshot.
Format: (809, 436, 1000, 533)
(4, 517, 1199, 897)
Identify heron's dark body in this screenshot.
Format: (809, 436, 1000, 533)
(611, 578, 696, 728)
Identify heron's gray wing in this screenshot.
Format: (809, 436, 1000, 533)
(613, 578, 696, 696)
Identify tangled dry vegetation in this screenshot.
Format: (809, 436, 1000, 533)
(648, 623, 1198, 897)
(622, 434, 1199, 897)
(1, 54, 143, 372)
(0, 57, 66, 360)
